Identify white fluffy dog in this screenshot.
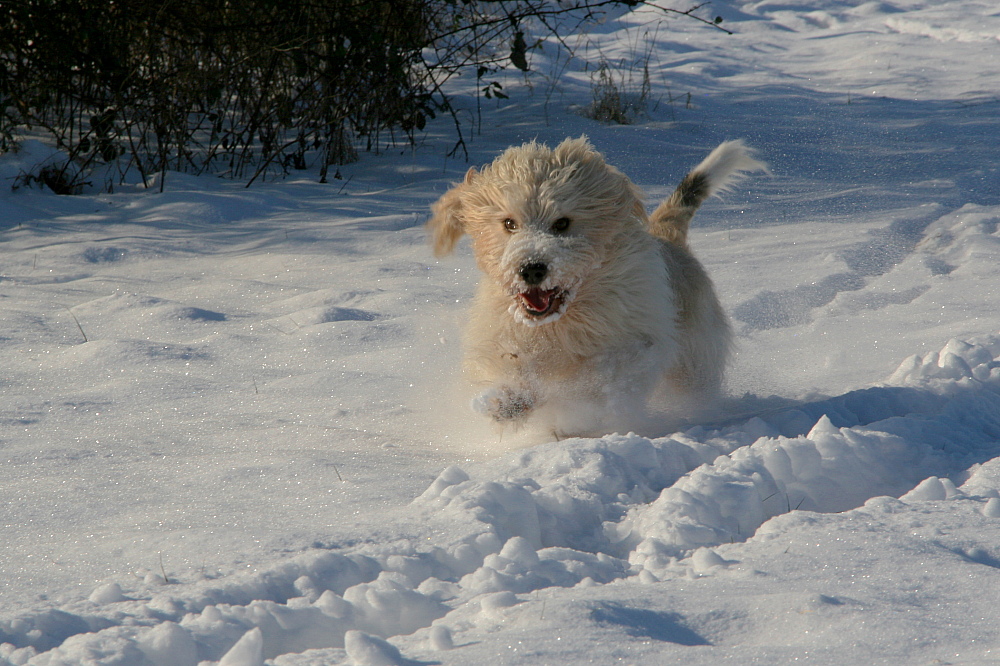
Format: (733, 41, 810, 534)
(428, 137, 765, 437)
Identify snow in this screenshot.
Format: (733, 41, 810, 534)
(2, 0, 1000, 664)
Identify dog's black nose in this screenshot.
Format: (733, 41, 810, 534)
(519, 262, 548, 286)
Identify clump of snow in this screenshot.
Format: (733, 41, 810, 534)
(427, 624, 453, 651)
(343, 630, 405, 666)
(218, 627, 264, 666)
(136, 622, 198, 666)
(88, 582, 126, 605)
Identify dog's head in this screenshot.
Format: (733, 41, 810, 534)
(428, 137, 645, 325)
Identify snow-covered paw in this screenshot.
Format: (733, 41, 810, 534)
(472, 386, 536, 423)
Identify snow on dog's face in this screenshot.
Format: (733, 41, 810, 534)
(428, 137, 645, 325)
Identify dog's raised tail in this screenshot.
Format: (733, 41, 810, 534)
(650, 140, 767, 247)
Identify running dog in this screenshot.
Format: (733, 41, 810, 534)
(428, 137, 765, 437)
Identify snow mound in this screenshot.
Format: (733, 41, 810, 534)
(4, 337, 996, 663)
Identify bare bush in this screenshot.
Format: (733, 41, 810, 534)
(585, 60, 653, 124)
(0, 1, 727, 191)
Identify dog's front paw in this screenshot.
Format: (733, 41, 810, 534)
(472, 386, 536, 423)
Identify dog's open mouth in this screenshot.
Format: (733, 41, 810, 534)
(518, 287, 565, 318)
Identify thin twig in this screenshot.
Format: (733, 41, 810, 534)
(65, 307, 88, 343)
(159, 552, 171, 585)
(337, 174, 354, 195)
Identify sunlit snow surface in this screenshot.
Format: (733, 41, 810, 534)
(2, 0, 1000, 664)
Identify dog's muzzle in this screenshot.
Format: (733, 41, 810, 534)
(516, 261, 563, 318)
(508, 254, 583, 326)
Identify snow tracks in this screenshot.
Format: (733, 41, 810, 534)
(3, 336, 999, 664)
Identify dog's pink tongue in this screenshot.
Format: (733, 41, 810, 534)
(521, 288, 552, 313)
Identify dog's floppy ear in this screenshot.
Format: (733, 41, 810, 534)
(428, 167, 477, 257)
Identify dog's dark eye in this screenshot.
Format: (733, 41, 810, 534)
(551, 217, 571, 233)
(503, 218, 518, 232)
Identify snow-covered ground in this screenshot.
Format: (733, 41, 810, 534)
(3, 0, 1000, 663)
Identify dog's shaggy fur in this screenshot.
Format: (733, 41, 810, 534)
(429, 137, 765, 437)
